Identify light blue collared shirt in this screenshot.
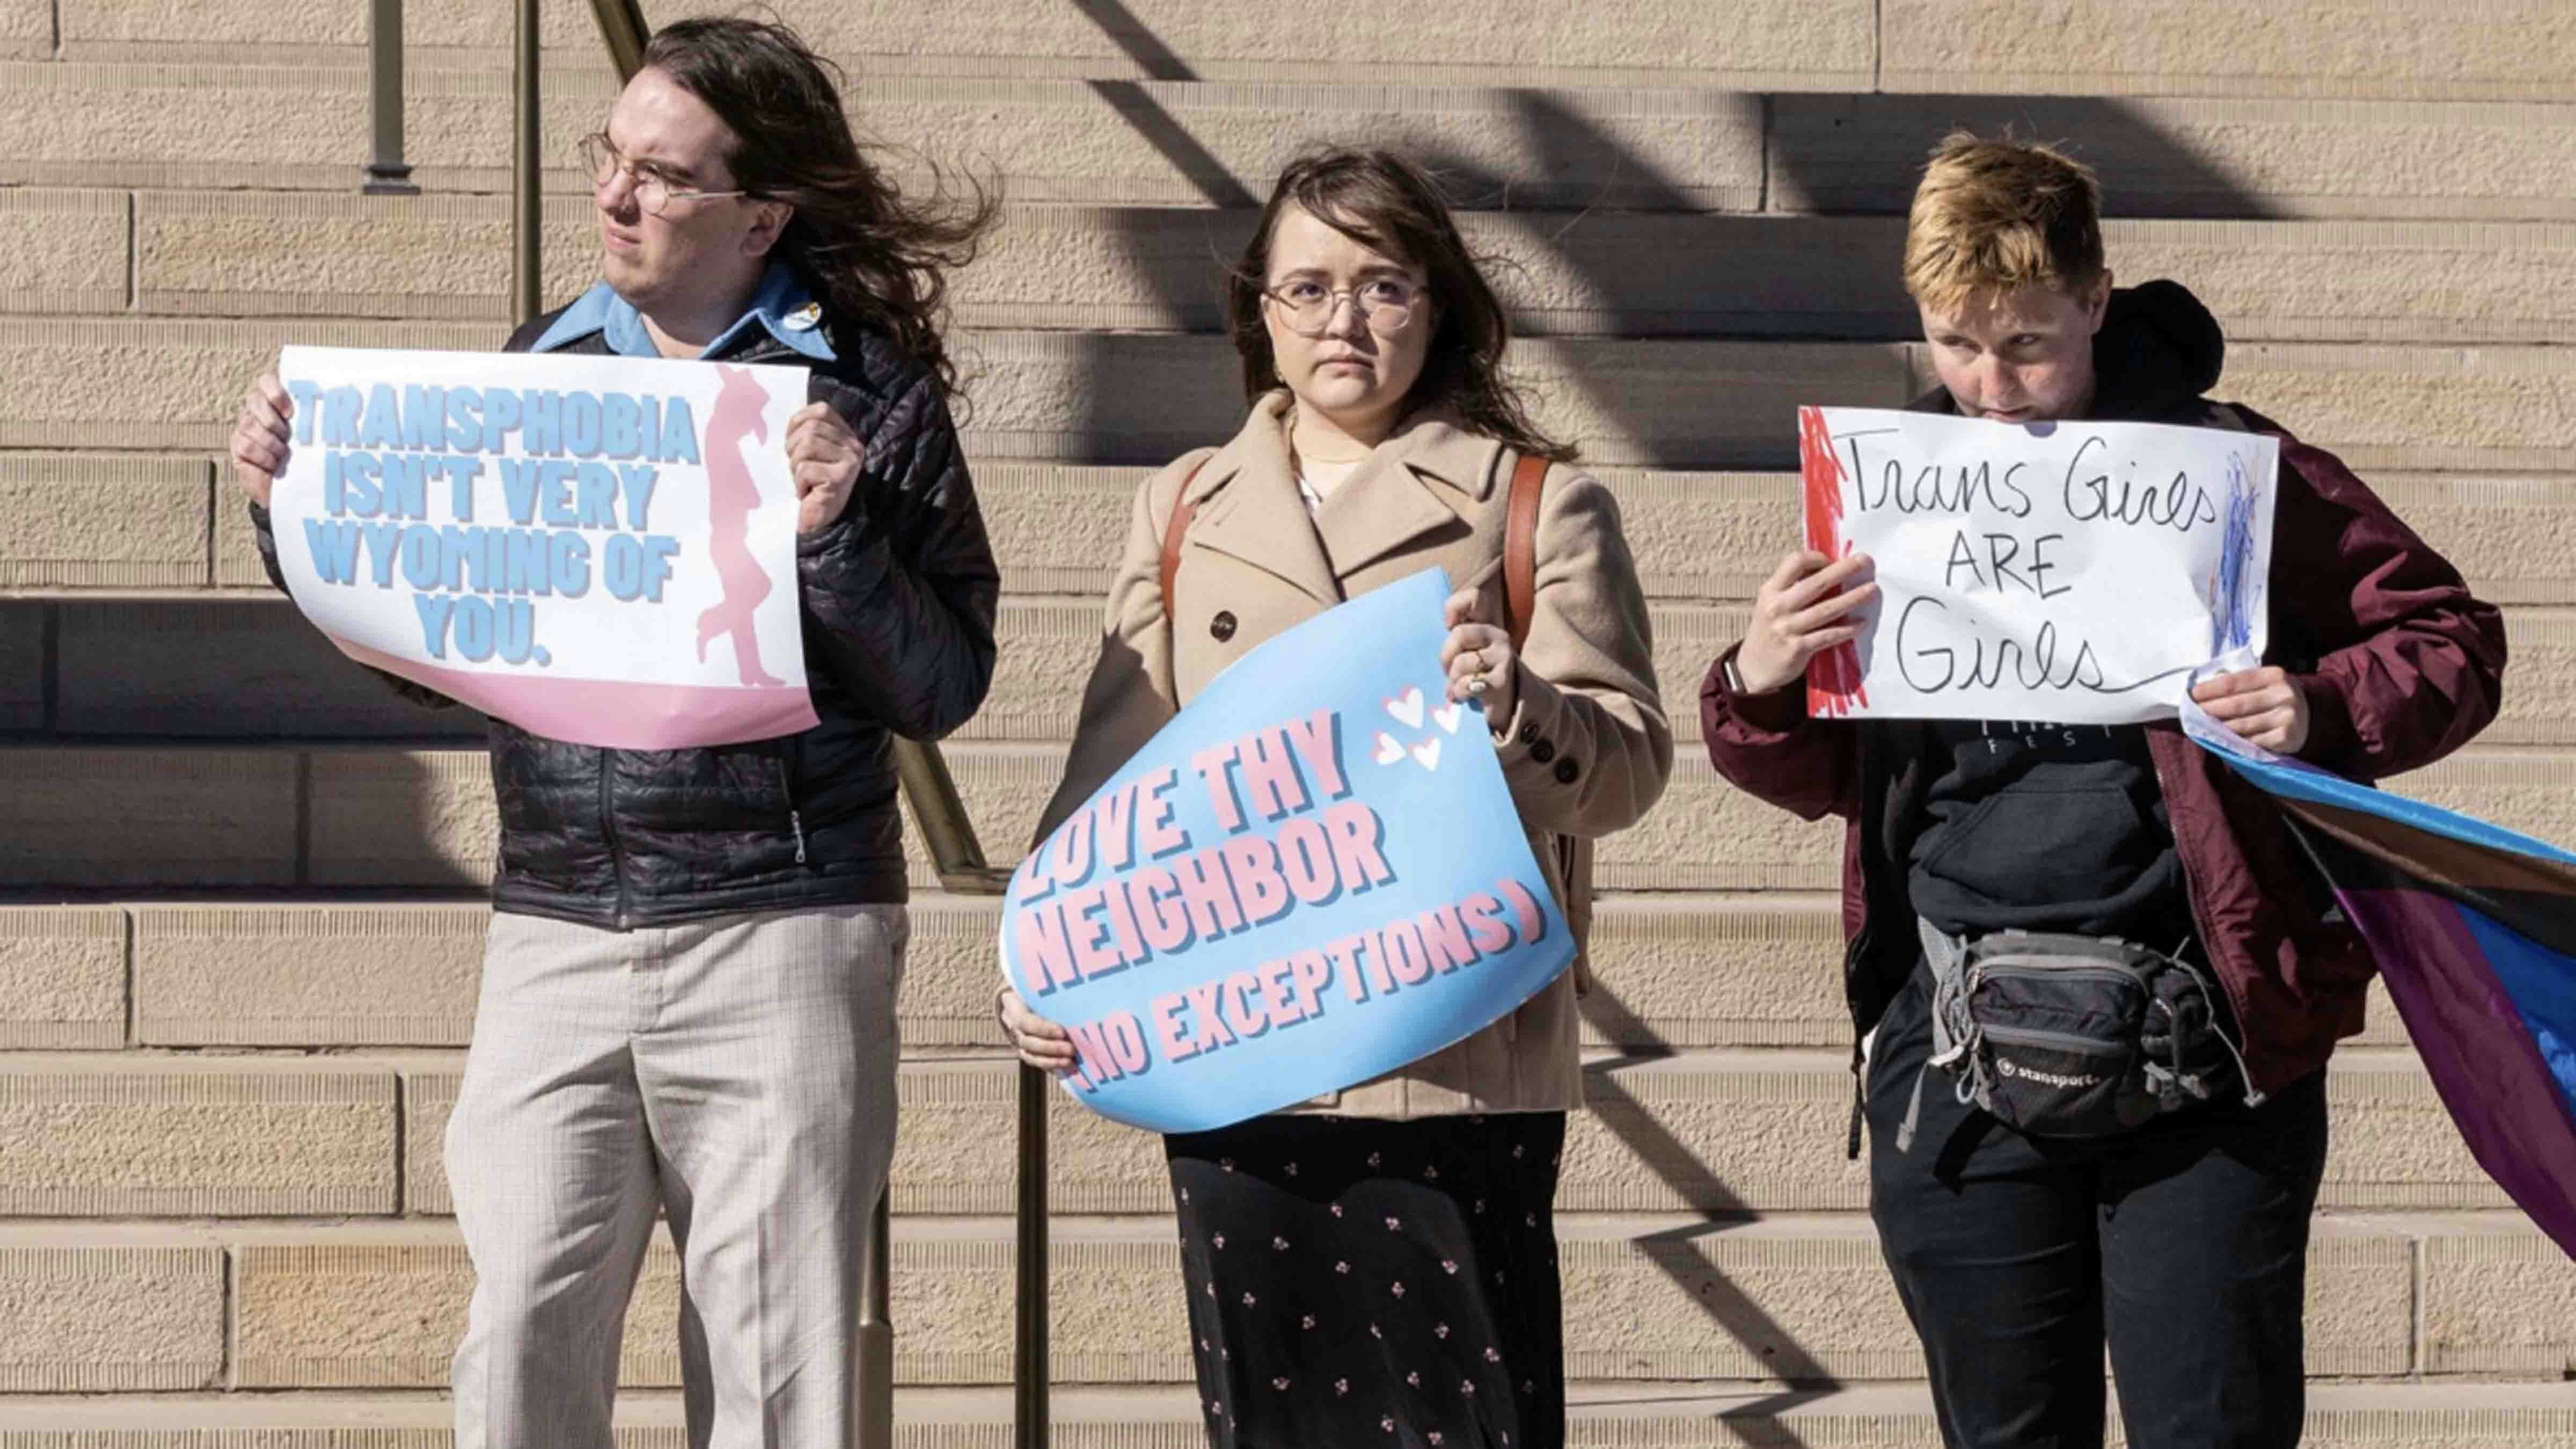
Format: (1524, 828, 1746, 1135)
(528, 262, 837, 362)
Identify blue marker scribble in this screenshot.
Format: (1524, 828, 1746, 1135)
(2209, 453, 2262, 654)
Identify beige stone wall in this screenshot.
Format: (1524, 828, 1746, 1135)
(43, 0, 2576, 99)
(0, 0, 2571, 1441)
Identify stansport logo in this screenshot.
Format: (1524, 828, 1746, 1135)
(1997, 1057, 2105, 1090)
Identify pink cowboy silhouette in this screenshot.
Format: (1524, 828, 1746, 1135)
(697, 364, 788, 688)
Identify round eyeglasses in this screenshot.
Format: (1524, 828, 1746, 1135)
(578, 133, 749, 217)
(1262, 276, 1426, 336)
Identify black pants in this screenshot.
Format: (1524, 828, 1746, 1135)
(1166, 1112, 1568, 1449)
(1865, 962, 2330, 1449)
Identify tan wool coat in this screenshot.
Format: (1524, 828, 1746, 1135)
(1034, 391, 1673, 1120)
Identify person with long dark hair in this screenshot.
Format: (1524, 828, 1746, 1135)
(225, 18, 999, 1448)
(998, 147, 1672, 1449)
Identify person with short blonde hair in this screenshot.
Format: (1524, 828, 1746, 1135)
(1701, 134, 2506, 1447)
(1901, 132, 2105, 314)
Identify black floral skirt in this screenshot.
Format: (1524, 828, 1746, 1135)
(1165, 1110, 1568, 1449)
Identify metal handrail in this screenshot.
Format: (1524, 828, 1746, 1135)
(361, 0, 418, 195)
(511, 0, 540, 325)
(549, 7, 1049, 1446)
(589, 0, 651, 78)
(854, 1191, 896, 1445)
(894, 740, 1045, 1449)
(1013, 1053, 1050, 1449)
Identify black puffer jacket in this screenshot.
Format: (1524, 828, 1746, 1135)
(255, 301, 1000, 928)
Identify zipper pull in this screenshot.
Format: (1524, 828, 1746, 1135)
(791, 809, 808, 865)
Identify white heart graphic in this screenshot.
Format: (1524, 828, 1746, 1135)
(1384, 686, 1425, 729)
(1431, 701, 1464, 734)
(1373, 731, 1406, 766)
(1410, 738, 1443, 772)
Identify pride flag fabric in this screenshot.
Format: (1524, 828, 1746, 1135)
(2184, 708, 2576, 1258)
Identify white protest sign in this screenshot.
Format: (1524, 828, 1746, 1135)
(272, 345, 819, 749)
(1797, 406, 2278, 724)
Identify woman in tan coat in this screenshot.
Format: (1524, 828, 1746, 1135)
(999, 148, 1670, 1449)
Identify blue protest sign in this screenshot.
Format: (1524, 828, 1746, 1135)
(1001, 567, 1575, 1133)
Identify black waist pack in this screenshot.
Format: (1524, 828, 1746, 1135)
(1893, 921, 2262, 1151)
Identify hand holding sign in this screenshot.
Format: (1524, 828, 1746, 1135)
(230, 371, 295, 509)
(784, 400, 862, 535)
(1439, 583, 1516, 722)
(1001, 568, 1574, 1134)
(2191, 664, 2311, 754)
(1738, 549, 1879, 696)
(997, 983, 1079, 1073)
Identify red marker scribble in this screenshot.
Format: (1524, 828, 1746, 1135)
(1797, 406, 1868, 717)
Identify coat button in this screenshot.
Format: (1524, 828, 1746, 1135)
(1516, 721, 1540, 745)
(1529, 738, 1556, 764)
(1210, 611, 1237, 642)
(1554, 757, 1580, 785)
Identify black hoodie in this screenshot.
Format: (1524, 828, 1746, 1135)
(1898, 281, 2227, 944)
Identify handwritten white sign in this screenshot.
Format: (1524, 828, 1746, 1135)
(271, 345, 819, 749)
(1798, 406, 2278, 725)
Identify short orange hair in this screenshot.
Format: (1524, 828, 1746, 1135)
(1902, 132, 2105, 313)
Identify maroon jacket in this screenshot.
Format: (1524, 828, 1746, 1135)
(1701, 282, 2508, 1095)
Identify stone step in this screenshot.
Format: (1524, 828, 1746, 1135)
(0, 1036, 2504, 1223)
(455, 1052, 2519, 1219)
(0, 596, 491, 742)
(1642, 604, 2576, 752)
(647, 1052, 2518, 1220)
(0, 189, 126, 318)
(1768, 93, 2576, 222)
(901, 743, 2576, 898)
(0, 1213, 2528, 1389)
(57, 0, 1880, 91)
(10, 458, 2573, 619)
(18, 187, 2570, 346)
(997, 597, 2575, 753)
(1872, 1, 2576, 105)
(5, 1380, 2576, 1448)
(2, 742, 2571, 895)
(0, 65, 1770, 209)
(10, 318, 2576, 471)
(0, 1056, 401, 1218)
(942, 212, 2576, 345)
(4, 63, 2574, 220)
(0, 0, 45, 58)
(0, 317, 1913, 468)
(4, 891, 2427, 1057)
(17, 895, 1886, 1053)
(0, 906, 127, 1049)
(48, 0, 2576, 104)
(11, 459, 2576, 610)
(0, 453, 214, 591)
(25, 584, 2571, 751)
(119, 190, 601, 327)
(45, 0, 636, 68)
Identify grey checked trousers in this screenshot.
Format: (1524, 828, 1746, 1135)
(444, 903, 908, 1449)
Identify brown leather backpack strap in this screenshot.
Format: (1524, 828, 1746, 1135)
(1158, 456, 1212, 622)
(1502, 451, 1548, 651)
